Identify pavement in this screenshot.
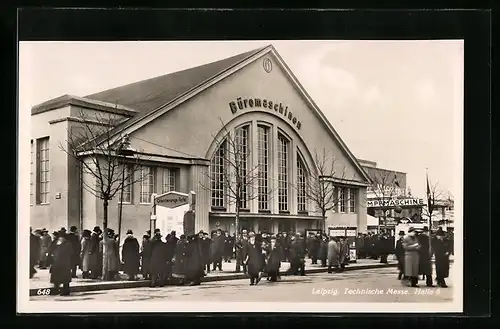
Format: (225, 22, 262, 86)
(30, 264, 454, 303)
(29, 258, 398, 296)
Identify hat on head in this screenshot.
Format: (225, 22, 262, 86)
(52, 231, 59, 236)
(423, 226, 429, 232)
(436, 230, 445, 236)
(180, 234, 186, 239)
(70, 226, 78, 232)
(93, 226, 101, 233)
(126, 229, 133, 235)
(198, 230, 204, 235)
(408, 227, 415, 232)
(60, 227, 67, 232)
(270, 235, 277, 240)
(42, 228, 48, 233)
(399, 230, 405, 236)
(154, 228, 161, 233)
(143, 234, 150, 239)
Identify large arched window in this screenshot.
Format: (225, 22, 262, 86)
(211, 140, 226, 208)
(257, 125, 269, 211)
(297, 155, 307, 213)
(277, 133, 289, 212)
(235, 125, 249, 209)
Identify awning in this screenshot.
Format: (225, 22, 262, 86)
(367, 215, 379, 227)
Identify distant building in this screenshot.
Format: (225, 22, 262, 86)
(422, 198, 454, 231)
(358, 159, 424, 234)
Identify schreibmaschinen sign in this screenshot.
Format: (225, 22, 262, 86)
(367, 198, 424, 208)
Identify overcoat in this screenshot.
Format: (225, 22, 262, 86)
(80, 236, 92, 272)
(99, 238, 119, 272)
(265, 244, 283, 273)
(395, 238, 405, 271)
(433, 238, 451, 279)
(150, 237, 166, 277)
(66, 232, 81, 267)
(30, 233, 40, 267)
(172, 239, 188, 278)
(327, 240, 340, 267)
(402, 234, 420, 277)
(50, 240, 73, 285)
(39, 234, 52, 264)
(140, 239, 152, 275)
(89, 234, 102, 276)
(210, 235, 225, 261)
(122, 236, 140, 275)
(417, 234, 432, 275)
(317, 239, 328, 261)
(339, 241, 350, 265)
(246, 242, 264, 276)
(184, 236, 205, 281)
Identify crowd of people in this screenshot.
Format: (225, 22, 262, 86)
(395, 226, 453, 288)
(29, 224, 453, 295)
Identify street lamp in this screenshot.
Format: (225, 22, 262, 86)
(117, 133, 135, 248)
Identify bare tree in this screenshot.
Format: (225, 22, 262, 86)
(367, 169, 402, 231)
(300, 148, 352, 231)
(60, 109, 147, 279)
(422, 179, 446, 229)
(201, 119, 275, 234)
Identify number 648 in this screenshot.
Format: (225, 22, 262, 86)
(36, 288, 51, 295)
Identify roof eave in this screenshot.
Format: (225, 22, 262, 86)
(31, 95, 138, 116)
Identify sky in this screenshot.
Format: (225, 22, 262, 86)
(19, 40, 463, 199)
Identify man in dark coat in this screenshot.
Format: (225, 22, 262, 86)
(50, 232, 74, 296)
(172, 234, 188, 282)
(264, 236, 283, 282)
(122, 229, 140, 281)
(164, 231, 178, 283)
(245, 232, 264, 285)
(378, 231, 390, 264)
(395, 230, 406, 280)
(89, 226, 102, 279)
(184, 235, 205, 286)
(417, 226, 434, 287)
(318, 235, 329, 267)
(288, 234, 306, 276)
(279, 232, 290, 262)
(140, 234, 152, 280)
(39, 229, 52, 269)
(235, 230, 249, 274)
(66, 226, 80, 278)
(309, 234, 321, 265)
(29, 227, 40, 278)
(433, 229, 451, 288)
(224, 231, 233, 262)
(211, 229, 225, 271)
(150, 229, 166, 287)
(197, 231, 211, 274)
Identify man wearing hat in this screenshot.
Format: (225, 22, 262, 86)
(89, 226, 102, 279)
(417, 226, 434, 287)
(66, 226, 80, 278)
(433, 229, 451, 288)
(395, 231, 406, 280)
(402, 227, 421, 287)
(140, 233, 152, 280)
(122, 229, 140, 281)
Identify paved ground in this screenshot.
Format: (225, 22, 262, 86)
(29, 258, 389, 290)
(30, 264, 453, 303)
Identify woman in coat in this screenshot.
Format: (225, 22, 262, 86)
(80, 230, 92, 278)
(338, 237, 350, 272)
(245, 232, 264, 285)
(50, 233, 73, 296)
(264, 236, 282, 282)
(402, 227, 421, 287)
(327, 237, 340, 273)
(122, 230, 140, 281)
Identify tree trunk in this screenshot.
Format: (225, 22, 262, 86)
(102, 198, 109, 280)
(235, 202, 240, 235)
(321, 210, 326, 233)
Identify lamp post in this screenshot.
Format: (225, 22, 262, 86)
(117, 134, 135, 248)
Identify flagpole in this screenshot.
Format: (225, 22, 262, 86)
(426, 168, 432, 259)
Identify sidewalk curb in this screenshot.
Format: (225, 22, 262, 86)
(30, 259, 453, 296)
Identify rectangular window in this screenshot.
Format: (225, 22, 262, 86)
(211, 141, 226, 208)
(339, 187, 347, 213)
(349, 188, 357, 213)
(235, 126, 249, 209)
(257, 126, 269, 210)
(37, 137, 50, 204)
(30, 140, 33, 205)
(162, 168, 176, 193)
(119, 165, 133, 203)
(278, 134, 289, 212)
(297, 157, 307, 212)
(140, 166, 155, 204)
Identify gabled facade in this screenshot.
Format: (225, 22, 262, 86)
(30, 45, 372, 236)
